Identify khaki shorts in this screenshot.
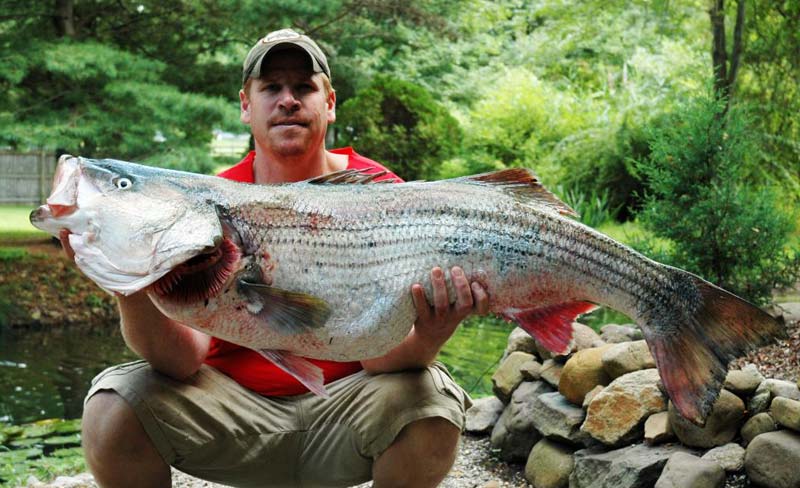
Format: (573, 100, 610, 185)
(85, 360, 471, 488)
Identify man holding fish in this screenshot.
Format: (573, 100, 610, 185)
(66, 29, 488, 487)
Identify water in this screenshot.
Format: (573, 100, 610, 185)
(0, 325, 137, 424)
(0, 318, 514, 424)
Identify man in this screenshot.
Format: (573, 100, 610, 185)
(74, 29, 488, 487)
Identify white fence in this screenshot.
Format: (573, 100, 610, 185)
(0, 151, 57, 205)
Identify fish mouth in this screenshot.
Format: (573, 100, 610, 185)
(150, 237, 240, 303)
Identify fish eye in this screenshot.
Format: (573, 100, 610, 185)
(114, 177, 133, 190)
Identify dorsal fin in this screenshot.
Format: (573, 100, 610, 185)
(304, 169, 400, 185)
(463, 168, 578, 217)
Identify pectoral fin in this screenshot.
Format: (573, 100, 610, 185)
(239, 280, 332, 335)
(502, 301, 598, 354)
(258, 349, 329, 397)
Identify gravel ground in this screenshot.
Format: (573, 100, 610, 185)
(32, 313, 799, 488)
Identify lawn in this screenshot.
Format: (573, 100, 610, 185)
(0, 205, 49, 241)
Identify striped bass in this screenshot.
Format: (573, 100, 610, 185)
(30, 155, 783, 425)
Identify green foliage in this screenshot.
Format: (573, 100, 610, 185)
(336, 76, 462, 180)
(560, 187, 622, 228)
(635, 89, 799, 303)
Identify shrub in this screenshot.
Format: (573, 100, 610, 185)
(634, 90, 799, 304)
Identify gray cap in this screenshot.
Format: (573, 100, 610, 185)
(242, 29, 330, 85)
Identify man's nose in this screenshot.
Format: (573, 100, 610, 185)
(277, 88, 300, 111)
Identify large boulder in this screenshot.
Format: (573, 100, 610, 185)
(654, 452, 725, 488)
(492, 351, 535, 403)
(525, 438, 574, 488)
(740, 412, 778, 446)
(531, 392, 589, 446)
(770, 396, 800, 431)
(570, 443, 696, 488)
(745, 430, 800, 488)
(669, 390, 745, 448)
(490, 381, 552, 461)
(558, 345, 613, 406)
(581, 369, 666, 446)
(601, 340, 656, 379)
(723, 364, 764, 397)
(777, 301, 800, 323)
(701, 443, 745, 472)
(520, 359, 542, 381)
(599, 324, 643, 344)
(466, 396, 505, 434)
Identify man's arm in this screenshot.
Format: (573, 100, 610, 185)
(361, 266, 489, 374)
(60, 231, 210, 380)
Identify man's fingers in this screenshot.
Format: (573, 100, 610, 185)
(411, 284, 431, 321)
(431, 267, 449, 318)
(450, 267, 473, 314)
(59, 229, 75, 260)
(471, 282, 490, 316)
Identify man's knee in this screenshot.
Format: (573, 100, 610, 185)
(82, 391, 154, 464)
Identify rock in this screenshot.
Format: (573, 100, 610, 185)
(520, 359, 542, 380)
(582, 385, 604, 409)
(599, 323, 642, 343)
(505, 327, 539, 357)
(654, 452, 725, 488)
(558, 345, 613, 406)
(479, 482, 501, 488)
(701, 443, 745, 472)
(581, 369, 666, 446)
(531, 392, 589, 446)
(669, 390, 745, 448)
(466, 396, 505, 434)
(539, 359, 564, 388)
(723, 364, 764, 396)
(492, 351, 535, 403)
(525, 438, 575, 488)
(26, 473, 96, 487)
(777, 301, 800, 322)
(770, 396, 800, 431)
(490, 381, 552, 461)
(644, 412, 674, 445)
(748, 378, 800, 415)
(740, 412, 778, 446)
(745, 430, 800, 488)
(601, 340, 656, 379)
(570, 443, 695, 488)
(571, 322, 604, 351)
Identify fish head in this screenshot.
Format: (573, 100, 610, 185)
(30, 155, 223, 295)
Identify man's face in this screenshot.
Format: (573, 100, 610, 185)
(240, 49, 335, 159)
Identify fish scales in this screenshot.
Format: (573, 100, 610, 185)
(30, 156, 785, 424)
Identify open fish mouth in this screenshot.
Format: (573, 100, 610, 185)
(150, 237, 240, 303)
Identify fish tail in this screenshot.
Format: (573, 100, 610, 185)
(643, 269, 785, 425)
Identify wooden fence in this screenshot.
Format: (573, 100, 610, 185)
(0, 151, 57, 205)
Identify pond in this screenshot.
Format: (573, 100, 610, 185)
(0, 317, 527, 425)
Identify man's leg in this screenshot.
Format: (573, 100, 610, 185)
(372, 417, 461, 488)
(82, 392, 171, 488)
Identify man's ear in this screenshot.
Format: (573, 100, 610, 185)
(327, 89, 336, 124)
(240, 89, 251, 124)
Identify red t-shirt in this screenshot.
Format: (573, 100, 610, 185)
(204, 147, 401, 396)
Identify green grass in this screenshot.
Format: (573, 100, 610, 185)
(0, 206, 49, 242)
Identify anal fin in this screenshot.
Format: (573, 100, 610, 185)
(258, 349, 330, 398)
(502, 301, 598, 354)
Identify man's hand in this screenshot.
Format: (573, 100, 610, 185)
(411, 266, 489, 345)
(361, 266, 489, 374)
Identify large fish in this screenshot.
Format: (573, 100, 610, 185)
(31, 155, 783, 424)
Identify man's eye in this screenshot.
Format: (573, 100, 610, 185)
(264, 83, 281, 92)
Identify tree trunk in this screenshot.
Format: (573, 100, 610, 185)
(709, 0, 745, 110)
(54, 0, 76, 38)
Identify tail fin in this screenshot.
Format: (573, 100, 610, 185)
(643, 270, 785, 426)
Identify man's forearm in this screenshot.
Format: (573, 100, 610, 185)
(117, 292, 211, 380)
(360, 328, 444, 374)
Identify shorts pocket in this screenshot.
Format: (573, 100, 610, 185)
(427, 362, 472, 410)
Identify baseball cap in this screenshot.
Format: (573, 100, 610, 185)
(242, 29, 330, 85)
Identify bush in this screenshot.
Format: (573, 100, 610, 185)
(634, 90, 799, 304)
(336, 76, 462, 181)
